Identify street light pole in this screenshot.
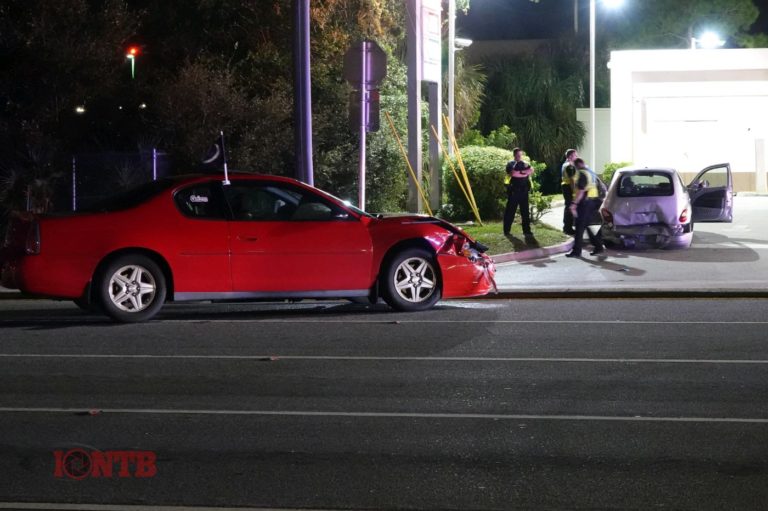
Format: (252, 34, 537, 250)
(574, 0, 579, 34)
(589, 0, 596, 169)
(293, 0, 314, 186)
(448, 0, 456, 156)
(588, 0, 623, 171)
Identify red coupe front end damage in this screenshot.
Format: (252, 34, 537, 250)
(437, 233, 496, 298)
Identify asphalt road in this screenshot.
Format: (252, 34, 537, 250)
(1, 298, 768, 510)
(495, 195, 768, 291)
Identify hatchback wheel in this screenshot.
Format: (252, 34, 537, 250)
(382, 248, 441, 312)
(97, 255, 166, 322)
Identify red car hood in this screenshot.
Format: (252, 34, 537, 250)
(372, 215, 488, 253)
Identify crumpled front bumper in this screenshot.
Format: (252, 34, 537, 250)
(439, 252, 497, 298)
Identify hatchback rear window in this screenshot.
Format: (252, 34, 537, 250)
(617, 172, 674, 197)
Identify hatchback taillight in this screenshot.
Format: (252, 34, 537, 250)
(25, 221, 40, 255)
(679, 208, 689, 223)
(600, 208, 613, 225)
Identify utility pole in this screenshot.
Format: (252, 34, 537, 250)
(406, 0, 423, 213)
(293, 0, 314, 185)
(406, 0, 442, 214)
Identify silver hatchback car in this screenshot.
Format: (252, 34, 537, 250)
(600, 163, 733, 249)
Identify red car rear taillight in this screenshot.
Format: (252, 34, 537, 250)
(25, 221, 40, 255)
(679, 208, 689, 223)
(600, 208, 613, 225)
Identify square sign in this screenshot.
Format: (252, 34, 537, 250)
(422, 0, 442, 83)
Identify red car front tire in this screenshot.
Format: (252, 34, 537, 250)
(381, 248, 442, 312)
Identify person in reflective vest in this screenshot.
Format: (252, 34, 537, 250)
(560, 149, 578, 235)
(565, 158, 604, 257)
(503, 148, 534, 237)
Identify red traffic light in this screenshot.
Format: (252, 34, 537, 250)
(126, 46, 140, 58)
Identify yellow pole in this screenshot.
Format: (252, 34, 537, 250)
(384, 112, 433, 217)
(443, 114, 479, 215)
(430, 124, 482, 225)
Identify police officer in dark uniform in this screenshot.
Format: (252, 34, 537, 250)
(503, 147, 534, 237)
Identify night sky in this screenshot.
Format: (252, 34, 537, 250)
(458, 0, 768, 41)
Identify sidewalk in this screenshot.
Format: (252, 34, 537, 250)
(491, 195, 768, 296)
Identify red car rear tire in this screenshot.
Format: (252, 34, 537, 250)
(96, 254, 167, 322)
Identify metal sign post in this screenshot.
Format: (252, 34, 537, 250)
(343, 40, 387, 211)
(359, 41, 368, 210)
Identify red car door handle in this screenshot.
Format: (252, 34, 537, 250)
(237, 235, 259, 242)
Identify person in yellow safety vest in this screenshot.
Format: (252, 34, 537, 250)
(560, 149, 579, 235)
(565, 158, 604, 258)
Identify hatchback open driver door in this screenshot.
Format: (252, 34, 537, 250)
(687, 163, 733, 222)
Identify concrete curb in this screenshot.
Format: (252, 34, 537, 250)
(491, 238, 574, 264)
(475, 289, 768, 299)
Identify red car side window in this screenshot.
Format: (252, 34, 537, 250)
(174, 184, 226, 220)
(224, 181, 339, 222)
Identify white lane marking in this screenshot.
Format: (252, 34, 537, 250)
(0, 504, 325, 511)
(159, 319, 768, 324)
(2, 354, 768, 364)
(2, 318, 768, 325)
(1, 407, 768, 424)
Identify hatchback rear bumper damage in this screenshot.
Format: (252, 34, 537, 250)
(603, 223, 693, 249)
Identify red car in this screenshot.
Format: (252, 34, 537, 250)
(2, 173, 496, 322)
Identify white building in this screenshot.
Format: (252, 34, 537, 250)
(607, 48, 768, 192)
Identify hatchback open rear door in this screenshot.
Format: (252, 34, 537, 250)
(687, 163, 733, 222)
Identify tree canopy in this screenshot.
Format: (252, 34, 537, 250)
(608, 0, 760, 49)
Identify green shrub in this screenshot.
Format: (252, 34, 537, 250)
(484, 125, 517, 151)
(442, 145, 552, 222)
(602, 161, 632, 184)
(457, 128, 487, 147)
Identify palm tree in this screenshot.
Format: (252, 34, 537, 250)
(444, 52, 486, 140)
(480, 54, 586, 172)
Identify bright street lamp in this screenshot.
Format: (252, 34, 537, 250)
(589, 0, 624, 171)
(691, 31, 725, 49)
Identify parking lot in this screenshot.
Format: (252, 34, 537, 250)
(1, 297, 768, 510)
(496, 195, 768, 292)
